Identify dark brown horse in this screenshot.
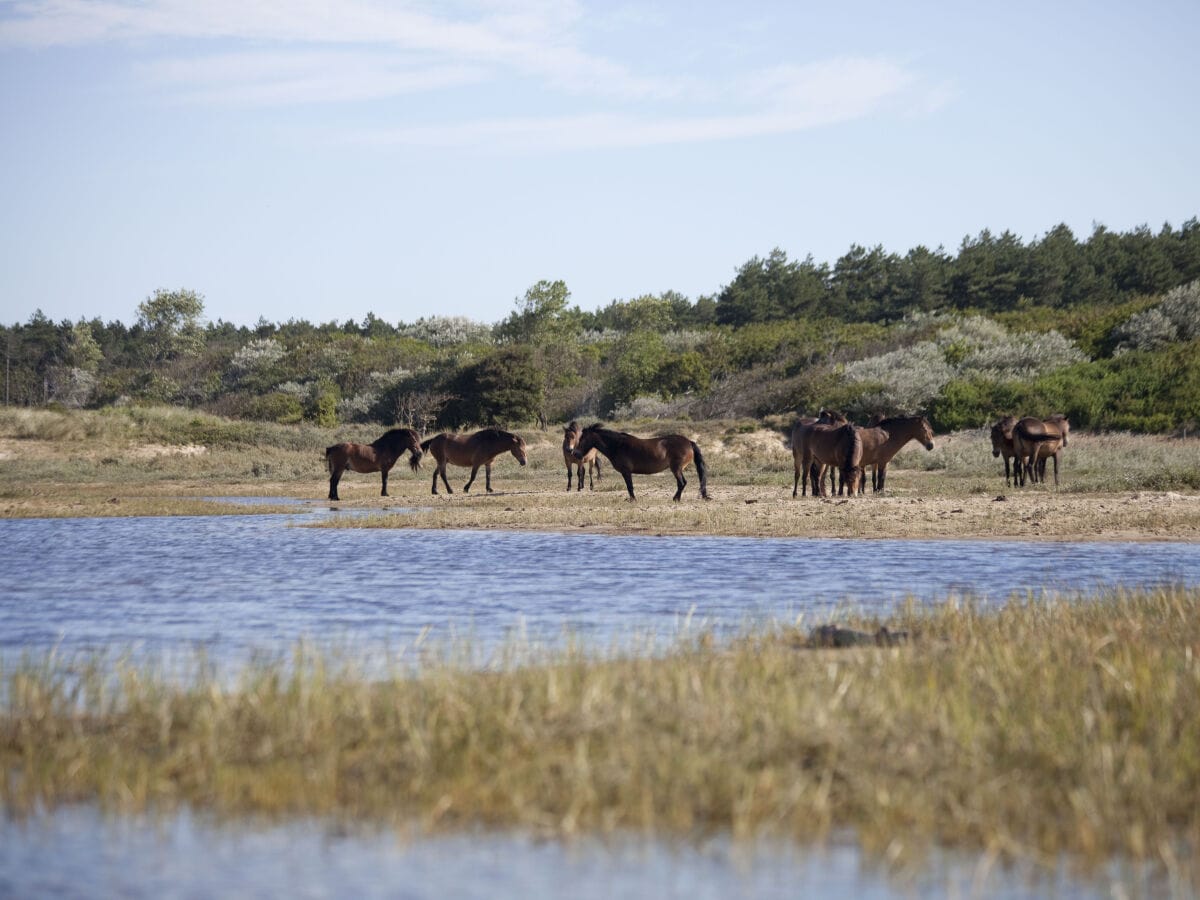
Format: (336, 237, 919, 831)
(1012, 415, 1069, 487)
(573, 424, 708, 501)
(420, 428, 527, 495)
(325, 427, 423, 501)
(790, 410, 848, 497)
(562, 420, 602, 491)
(799, 422, 863, 497)
(855, 415, 935, 493)
(990, 415, 1019, 486)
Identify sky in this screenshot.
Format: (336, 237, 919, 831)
(1, 1, 1198, 329)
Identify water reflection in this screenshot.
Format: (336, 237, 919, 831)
(2, 511, 1199, 666)
(0, 807, 1166, 900)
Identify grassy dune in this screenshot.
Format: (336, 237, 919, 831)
(3, 587, 1199, 882)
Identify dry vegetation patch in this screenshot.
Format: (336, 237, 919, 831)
(4, 588, 1199, 882)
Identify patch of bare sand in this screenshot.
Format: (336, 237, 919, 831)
(0, 438, 207, 461)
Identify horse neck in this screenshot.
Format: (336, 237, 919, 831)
(880, 419, 925, 452)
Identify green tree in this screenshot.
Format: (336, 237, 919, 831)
(496, 280, 573, 345)
(444, 347, 545, 426)
(137, 288, 205, 362)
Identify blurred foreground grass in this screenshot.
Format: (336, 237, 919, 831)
(4, 587, 1199, 880)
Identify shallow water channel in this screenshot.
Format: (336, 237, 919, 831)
(3, 505, 1199, 897)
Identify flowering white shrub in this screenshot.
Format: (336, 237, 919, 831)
(956, 328, 1086, 380)
(1158, 280, 1200, 340)
(274, 381, 309, 398)
(841, 314, 1088, 411)
(576, 328, 620, 346)
(398, 316, 494, 347)
(842, 341, 955, 412)
(229, 338, 285, 375)
(661, 330, 711, 352)
(337, 393, 378, 422)
(611, 395, 676, 420)
(1114, 280, 1199, 352)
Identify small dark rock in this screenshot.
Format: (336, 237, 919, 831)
(810, 625, 910, 648)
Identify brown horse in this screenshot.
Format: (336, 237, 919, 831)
(790, 409, 848, 497)
(325, 427, 423, 501)
(562, 420, 602, 491)
(799, 423, 863, 497)
(855, 415, 935, 493)
(420, 428, 528, 495)
(572, 424, 708, 501)
(1012, 415, 1069, 487)
(990, 415, 1019, 486)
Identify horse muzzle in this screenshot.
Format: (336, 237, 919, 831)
(992, 448, 1000, 458)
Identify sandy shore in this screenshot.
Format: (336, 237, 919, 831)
(7, 475, 1195, 542)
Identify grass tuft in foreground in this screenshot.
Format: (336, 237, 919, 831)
(3, 587, 1200, 878)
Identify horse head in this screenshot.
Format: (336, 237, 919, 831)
(573, 424, 606, 461)
(1048, 414, 1070, 447)
(511, 434, 528, 466)
(919, 416, 935, 451)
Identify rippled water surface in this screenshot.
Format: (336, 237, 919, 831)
(3, 508, 1199, 898)
(3, 508, 1200, 664)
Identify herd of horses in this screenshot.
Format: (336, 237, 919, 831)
(989, 414, 1071, 487)
(324, 411, 1068, 502)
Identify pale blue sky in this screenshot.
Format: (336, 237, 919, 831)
(2, 0, 1197, 328)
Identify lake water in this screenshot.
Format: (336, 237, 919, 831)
(3, 507, 1200, 667)
(3, 507, 1199, 897)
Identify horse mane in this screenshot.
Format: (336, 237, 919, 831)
(874, 414, 918, 428)
(584, 423, 633, 441)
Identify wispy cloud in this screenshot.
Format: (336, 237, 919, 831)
(350, 58, 919, 152)
(1, 1, 947, 146)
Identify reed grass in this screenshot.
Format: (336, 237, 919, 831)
(3, 587, 1199, 881)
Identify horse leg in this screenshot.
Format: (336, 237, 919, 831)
(463, 465, 479, 493)
(380, 465, 390, 497)
(1003, 456, 1011, 486)
(672, 466, 686, 502)
(793, 458, 801, 498)
(620, 469, 637, 501)
(328, 467, 342, 501)
(440, 465, 453, 494)
(1052, 452, 1060, 487)
(566, 463, 573, 491)
(485, 463, 493, 493)
(578, 462, 586, 492)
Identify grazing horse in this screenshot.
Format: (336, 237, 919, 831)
(1012, 415, 1069, 487)
(572, 424, 708, 501)
(790, 410, 848, 497)
(855, 415, 936, 493)
(800, 423, 863, 498)
(990, 416, 1019, 486)
(325, 428, 423, 501)
(562, 420, 602, 491)
(420, 428, 527, 495)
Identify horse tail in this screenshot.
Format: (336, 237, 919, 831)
(1014, 421, 1058, 443)
(420, 436, 436, 452)
(324, 446, 336, 474)
(848, 426, 863, 468)
(691, 440, 709, 499)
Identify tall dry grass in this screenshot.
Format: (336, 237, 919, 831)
(3, 587, 1198, 880)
